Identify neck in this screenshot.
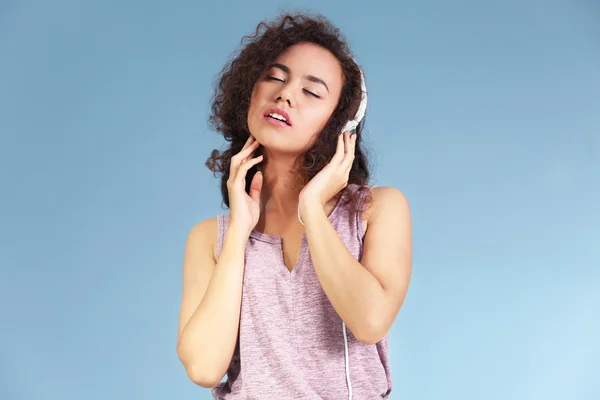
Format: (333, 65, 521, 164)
(259, 152, 303, 217)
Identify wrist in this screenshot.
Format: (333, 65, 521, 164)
(298, 197, 326, 223)
(299, 190, 323, 209)
(224, 224, 250, 248)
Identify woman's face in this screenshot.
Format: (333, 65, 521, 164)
(247, 42, 344, 155)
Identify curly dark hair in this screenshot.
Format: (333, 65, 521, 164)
(205, 12, 373, 213)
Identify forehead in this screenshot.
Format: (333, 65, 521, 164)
(273, 43, 344, 88)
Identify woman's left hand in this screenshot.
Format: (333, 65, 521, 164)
(299, 131, 356, 210)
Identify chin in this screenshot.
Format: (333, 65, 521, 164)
(253, 133, 298, 155)
(249, 119, 311, 154)
(249, 121, 281, 143)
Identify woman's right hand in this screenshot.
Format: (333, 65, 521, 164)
(227, 135, 264, 236)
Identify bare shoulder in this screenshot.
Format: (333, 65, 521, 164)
(363, 186, 410, 231)
(186, 216, 219, 263)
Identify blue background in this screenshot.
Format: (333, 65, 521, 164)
(1, 0, 598, 399)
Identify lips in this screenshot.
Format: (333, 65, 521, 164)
(263, 107, 292, 126)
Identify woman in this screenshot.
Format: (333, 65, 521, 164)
(177, 12, 412, 399)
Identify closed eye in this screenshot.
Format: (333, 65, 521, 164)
(303, 89, 320, 98)
(266, 76, 320, 98)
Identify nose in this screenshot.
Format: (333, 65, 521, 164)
(275, 87, 293, 107)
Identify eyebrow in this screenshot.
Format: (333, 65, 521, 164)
(268, 63, 329, 93)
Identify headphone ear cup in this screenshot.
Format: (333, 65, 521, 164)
(342, 120, 357, 133)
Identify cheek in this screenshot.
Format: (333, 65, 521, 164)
(306, 104, 336, 134)
(249, 85, 266, 118)
(248, 88, 257, 112)
(247, 94, 260, 127)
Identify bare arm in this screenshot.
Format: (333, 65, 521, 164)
(301, 186, 412, 344)
(176, 218, 249, 387)
(177, 135, 264, 387)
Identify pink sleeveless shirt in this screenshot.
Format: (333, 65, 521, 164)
(212, 184, 393, 399)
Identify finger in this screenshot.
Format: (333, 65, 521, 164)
(234, 155, 264, 183)
(235, 136, 256, 166)
(341, 132, 356, 169)
(241, 142, 260, 164)
(231, 140, 260, 172)
(331, 132, 346, 165)
(240, 136, 257, 162)
(249, 170, 263, 203)
(237, 139, 260, 161)
(241, 135, 255, 151)
(344, 131, 351, 154)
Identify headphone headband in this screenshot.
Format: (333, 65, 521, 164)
(341, 68, 367, 133)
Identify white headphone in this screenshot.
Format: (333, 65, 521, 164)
(341, 68, 368, 133)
